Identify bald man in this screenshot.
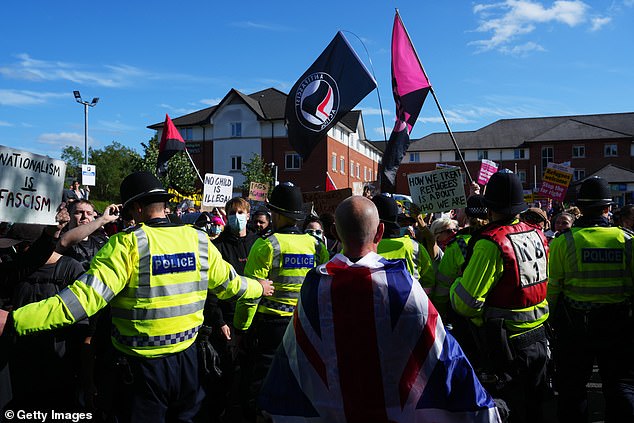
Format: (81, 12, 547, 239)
(333, 195, 383, 258)
(258, 196, 501, 422)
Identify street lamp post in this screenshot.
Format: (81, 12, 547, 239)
(73, 91, 99, 164)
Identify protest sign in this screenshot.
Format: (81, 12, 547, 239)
(539, 162, 573, 202)
(0, 145, 66, 224)
(248, 181, 269, 202)
(407, 167, 466, 214)
(202, 173, 233, 208)
(477, 159, 498, 185)
(351, 181, 364, 196)
(82, 164, 96, 186)
(302, 188, 352, 215)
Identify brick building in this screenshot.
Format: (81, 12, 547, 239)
(148, 87, 382, 195)
(394, 112, 634, 203)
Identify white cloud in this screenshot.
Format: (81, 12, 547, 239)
(37, 131, 95, 148)
(0, 120, 12, 127)
(229, 21, 292, 31)
(97, 120, 135, 132)
(470, 1, 602, 53)
(0, 89, 66, 106)
(590, 16, 611, 31)
(158, 103, 198, 116)
(199, 98, 223, 106)
(361, 107, 391, 116)
(373, 126, 390, 137)
(0, 54, 219, 88)
(500, 41, 546, 55)
(0, 54, 144, 87)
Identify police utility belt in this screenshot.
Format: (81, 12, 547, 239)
(509, 325, 547, 350)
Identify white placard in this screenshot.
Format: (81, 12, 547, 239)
(202, 173, 233, 208)
(82, 164, 96, 186)
(407, 167, 467, 214)
(0, 145, 66, 224)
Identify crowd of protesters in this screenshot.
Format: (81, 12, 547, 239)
(0, 171, 633, 423)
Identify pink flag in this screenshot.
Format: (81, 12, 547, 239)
(380, 11, 432, 193)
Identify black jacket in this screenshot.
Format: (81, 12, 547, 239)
(207, 229, 258, 328)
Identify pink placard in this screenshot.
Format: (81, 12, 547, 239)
(477, 159, 498, 185)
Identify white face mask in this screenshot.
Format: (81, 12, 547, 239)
(228, 213, 247, 233)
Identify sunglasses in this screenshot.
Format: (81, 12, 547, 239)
(305, 229, 323, 236)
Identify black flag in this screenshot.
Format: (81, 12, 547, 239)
(285, 32, 376, 161)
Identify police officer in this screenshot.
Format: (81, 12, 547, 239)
(372, 193, 435, 293)
(434, 195, 488, 317)
(450, 170, 549, 423)
(548, 176, 634, 423)
(0, 171, 274, 422)
(234, 182, 329, 420)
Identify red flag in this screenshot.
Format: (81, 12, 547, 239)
(325, 172, 337, 191)
(157, 114, 186, 176)
(380, 11, 432, 193)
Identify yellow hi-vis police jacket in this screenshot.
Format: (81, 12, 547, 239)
(377, 235, 435, 293)
(548, 225, 633, 314)
(11, 222, 265, 358)
(234, 231, 329, 330)
(434, 233, 471, 315)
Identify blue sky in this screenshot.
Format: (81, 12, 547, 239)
(1, 0, 633, 159)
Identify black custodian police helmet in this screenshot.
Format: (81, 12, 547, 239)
(576, 176, 614, 207)
(268, 182, 305, 220)
(484, 169, 527, 215)
(371, 193, 400, 233)
(465, 195, 488, 219)
(120, 171, 174, 210)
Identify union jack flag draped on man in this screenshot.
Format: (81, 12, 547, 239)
(259, 252, 501, 422)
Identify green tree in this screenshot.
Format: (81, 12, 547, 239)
(133, 135, 197, 195)
(240, 153, 274, 198)
(61, 145, 85, 181)
(90, 142, 141, 200)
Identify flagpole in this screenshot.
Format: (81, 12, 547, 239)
(342, 30, 389, 143)
(395, 9, 473, 184)
(184, 148, 204, 184)
(429, 87, 473, 183)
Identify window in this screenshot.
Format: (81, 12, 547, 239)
(541, 147, 553, 174)
(230, 122, 242, 137)
(455, 151, 464, 162)
(364, 167, 368, 181)
(285, 153, 301, 170)
(340, 157, 345, 174)
(350, 161, 354, 176)
(514, 149, 526, 159)
(572, 145, 585, 158)
(477, 150, 488, 160)
(604, 144, 618, 157)
(574, 169, 586, 181)
(180, 127, 193, 140)
(518, 170, 527, 183)
(230, 156, 242, 171)
(409, 152, 420, 162)
(332, 154, 337, 172)
(356, 163, 360, 178)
